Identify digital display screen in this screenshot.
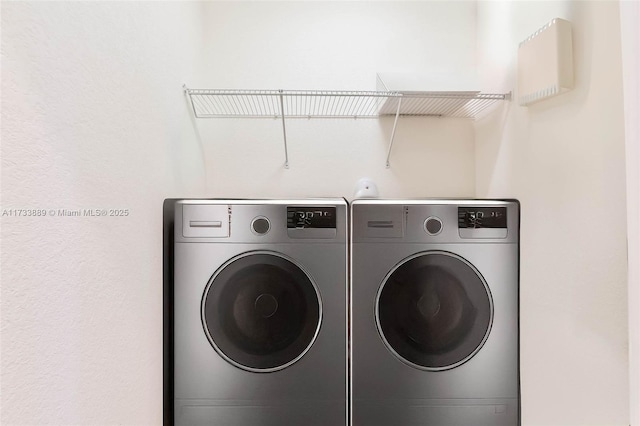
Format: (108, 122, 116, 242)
(287, 207, 337, 229)
(458, 207, 507, 229)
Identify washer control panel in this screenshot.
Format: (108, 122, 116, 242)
(176, 201, 346, 243)
(458, 206, 508, 239)
(286, 206, 337, 239)
(287, 207, 337, 229)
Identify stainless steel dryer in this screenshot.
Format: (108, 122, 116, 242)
(173, 199, 347, 426)
(351, 200, 520, 426)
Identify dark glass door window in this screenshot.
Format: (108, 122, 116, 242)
(376, 251, 492, 371)
(202, 252, 321, 372)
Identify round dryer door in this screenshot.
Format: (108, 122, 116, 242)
(376, 251, 493, 371)
(202, 251, 321, 372)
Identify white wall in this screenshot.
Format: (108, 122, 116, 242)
(1, 2, 205, 424)
(0, 2, 478, 424)
(620, 1, 640, 423)
(1, 1, 632, 425)
(195, 2, 478, 199)
(476, 1, 628, 424)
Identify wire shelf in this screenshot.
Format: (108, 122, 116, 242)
(185, 88, 509, 119)
(183, 86, 511, 168)
(378, 92, 509, 118)
(187, 89, 400, 119)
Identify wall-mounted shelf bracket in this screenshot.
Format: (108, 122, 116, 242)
(386, 97, 403, 168)
(278, 90, 289, 169)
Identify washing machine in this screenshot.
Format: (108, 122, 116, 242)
(173, 199, 348, 426)
(351, 199, 520, 426)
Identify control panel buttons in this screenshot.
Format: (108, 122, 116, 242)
(424, 217, 443, 236)
(251, 217, 271, 235)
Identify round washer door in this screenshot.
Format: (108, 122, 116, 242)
(202, 251, 322, 372)
(376, 251, 493, 371)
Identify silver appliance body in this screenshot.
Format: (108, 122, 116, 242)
(174, 199, 348, 426)
(351, 200, 520, 426)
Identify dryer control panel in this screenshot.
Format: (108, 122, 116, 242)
(351, 200, 518, 243)
(458, 207, 507, 229)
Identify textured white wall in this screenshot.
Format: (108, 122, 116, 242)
(195, 2, 478, 199)
(2, 1, 631, 425)
(1, 2, 205, 424)
(0, 2, 477, 424)
(620, 1, 640, 422)
(476, 1, 628, 424)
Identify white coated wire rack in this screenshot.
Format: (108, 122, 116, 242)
(183, 86, 510, 167)
(377, 92, 509, 118)
(186, 89, 399, 118)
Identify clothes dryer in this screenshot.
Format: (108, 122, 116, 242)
(351, 199, 520, 425)
(173, 199, 347, 426)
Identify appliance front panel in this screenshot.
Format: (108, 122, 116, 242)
(351, 242, 519, 425)
(174, 241, 347, 425)
(353, 398, 518, 426)
(350, 200, 519, 425)
(352, 242, 518, 397)
(174, 243, 347, 397)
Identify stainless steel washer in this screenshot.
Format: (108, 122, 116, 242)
(351, 200, 520, 426)
(173, 199, 347, 426)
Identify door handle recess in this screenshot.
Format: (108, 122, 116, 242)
(189, 221, 223, 228)
(367, 221, 394, 228)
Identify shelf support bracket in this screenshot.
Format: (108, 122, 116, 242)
(278, 90, 290, 169)
(386, 96, 403, 168)
(183, 84, 198, 118)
